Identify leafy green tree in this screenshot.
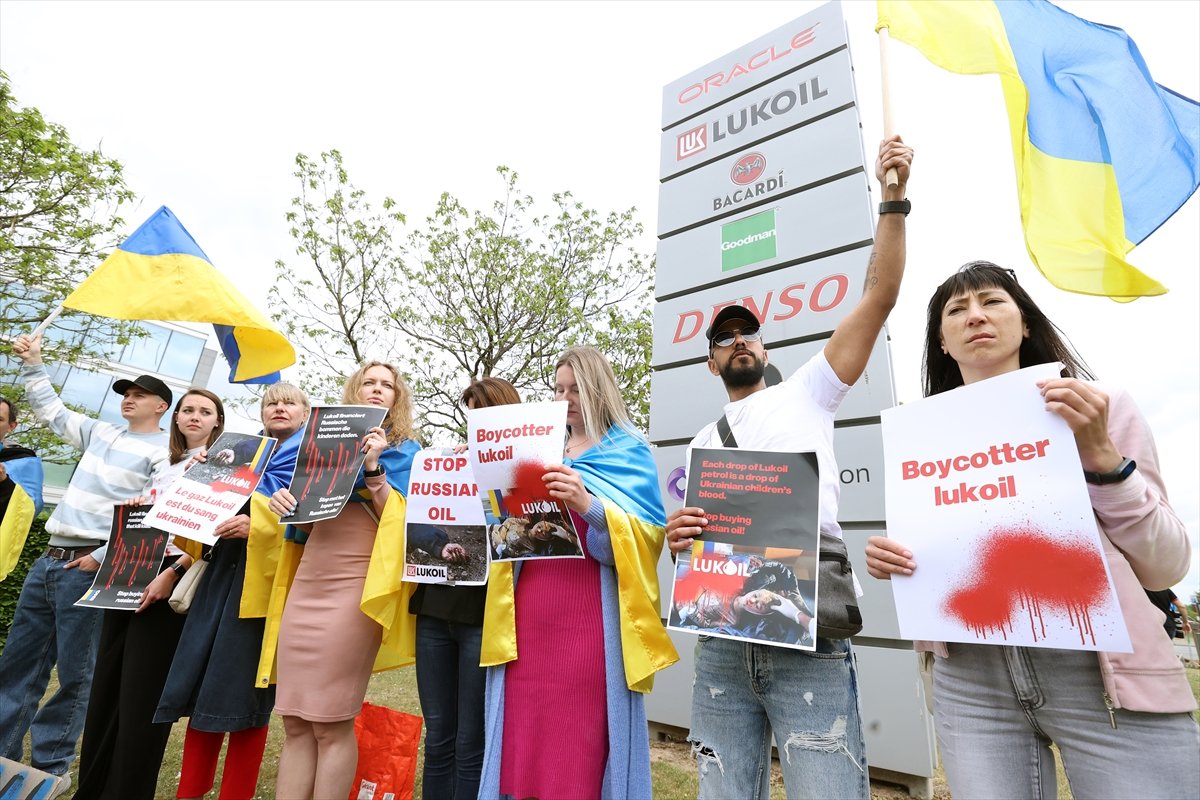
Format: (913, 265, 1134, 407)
(387, 167, 652, 439)
(0, 72, 140, 458)
(268, 149, 406, 404)
(274, 159, 654, 441)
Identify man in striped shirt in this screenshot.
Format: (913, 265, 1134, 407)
(0, 332, 170, 787)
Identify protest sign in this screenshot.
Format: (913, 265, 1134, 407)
(76, 505, 168, 610)
(287, 405, 389, 524)
(668, 448, 820, 650)
(404, 448, 489, 585)
(467, 400, 582, 561)
(881, 363, 1131, 652)
(146, 432, 278, 545)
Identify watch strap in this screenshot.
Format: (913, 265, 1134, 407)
(1083, 457, 1136, 485)
(363, 466, 386, 478)
(878, 199, 911, 216)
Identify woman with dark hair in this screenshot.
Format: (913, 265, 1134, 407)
(74, 389, 224, 800)
(155, 383, 309, 800)
(866, 262, 1198, 799)
(408, 376, 520, 800)
(478, 346, 677, 800)
(268, 361, 421, 800)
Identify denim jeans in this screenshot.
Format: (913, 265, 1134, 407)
(0, 555, 102, 776)
(414, 615, 486, 800)
(934, 643, 1200, 800)
(689, 636, 868, 800)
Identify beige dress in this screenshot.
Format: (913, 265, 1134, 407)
(274, 474, 391, 721)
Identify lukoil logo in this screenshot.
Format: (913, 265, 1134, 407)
(677, 125, 707, 160)
(721, 210, 777, 271)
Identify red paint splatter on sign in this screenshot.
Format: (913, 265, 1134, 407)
(942, 526, 1109, 645)
(502, 459, 552, 517)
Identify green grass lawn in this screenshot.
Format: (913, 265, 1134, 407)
(22, 660, 1200, 799)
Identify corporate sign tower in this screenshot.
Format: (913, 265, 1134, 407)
(646, 3, 936, 792)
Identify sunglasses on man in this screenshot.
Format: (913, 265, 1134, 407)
(710, 325, 763, 348)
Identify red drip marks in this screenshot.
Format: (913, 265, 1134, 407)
(502, 459, 552, 517)
(298, 410, 361, 499)
(942, 526, 1108, 645)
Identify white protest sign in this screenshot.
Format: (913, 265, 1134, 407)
(881, 363, 1131, 652)
(403, 448, 489, 585)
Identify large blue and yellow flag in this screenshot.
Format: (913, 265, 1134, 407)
(0, 445, 44, 581)
(482, 425, 678, 692)
(877, 0, 1200, 300)
(62, 206, 295, 381)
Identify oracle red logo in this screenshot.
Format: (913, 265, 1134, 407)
(677, 24, 819, 106)
(730, 153, 767, 185)
(677, 125, 708, 160)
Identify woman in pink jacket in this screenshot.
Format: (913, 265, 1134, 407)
(866, 262, 1198, 800)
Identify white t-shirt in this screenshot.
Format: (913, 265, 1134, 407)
(686, 351, 850, 541)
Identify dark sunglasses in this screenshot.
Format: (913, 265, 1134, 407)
(711, 325, 763, 348)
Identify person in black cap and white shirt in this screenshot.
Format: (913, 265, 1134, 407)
(665, 136, 912, 800)
(0, 332, 170, 794)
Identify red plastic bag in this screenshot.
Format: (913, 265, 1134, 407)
(347, 702, 424, 800)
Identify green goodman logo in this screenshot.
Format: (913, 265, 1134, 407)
(721, 209, 777, 271)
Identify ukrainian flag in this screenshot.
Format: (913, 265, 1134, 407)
(0, 448, 44, 581)
(62, 206, 295, 382)
(877, 0, 1200, 300)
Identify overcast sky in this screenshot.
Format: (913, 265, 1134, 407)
(2, 0, 1196, 597)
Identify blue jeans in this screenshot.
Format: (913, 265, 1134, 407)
(934, 643, 1200, 800)
(689, 636, 868, 799)
(0, 555, 102, 775)
(414, 615, 485, 800)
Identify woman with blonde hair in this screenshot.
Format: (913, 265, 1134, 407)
(156, 383, 309, 800)
(479, 346, 677, 799)
(269, 361, 421, 800)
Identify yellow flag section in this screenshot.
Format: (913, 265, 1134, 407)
(877, 0, 1200, 300)
(482, 498, 677, 693)
(252, 488, 416, 688)
(0, 484, 36, 581)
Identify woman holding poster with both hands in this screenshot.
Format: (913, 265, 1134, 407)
(477, 346, 677, 800)
(267, 361, 420, 800)
(865, 262, 1198, 799)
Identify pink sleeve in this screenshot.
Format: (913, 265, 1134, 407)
(1089, 386, 1190, 590)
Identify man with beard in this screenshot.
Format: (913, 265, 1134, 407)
(665, 136, 912, 800)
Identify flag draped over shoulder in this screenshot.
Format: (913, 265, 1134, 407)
(0, 446, 44, 581)
(252, 437, 421, 687)
(242, 427, 304, 623)
(877, 0, 1200, 300)
(482, 426, 678, 693)
(62, 206, 295, 381)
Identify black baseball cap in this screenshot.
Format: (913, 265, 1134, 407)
(705, 304, 761, 343)
(112, 375, 172, 406)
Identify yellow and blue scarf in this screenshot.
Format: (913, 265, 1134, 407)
(482, 426, 678, 692)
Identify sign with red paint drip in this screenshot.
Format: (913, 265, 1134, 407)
(881, 363, 1131, 652)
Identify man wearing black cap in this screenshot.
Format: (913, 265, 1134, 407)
(0, 332, 170, 790)
(666, 136, 913, 799)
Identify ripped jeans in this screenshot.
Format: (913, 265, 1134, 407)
(689, 636, 868, 799)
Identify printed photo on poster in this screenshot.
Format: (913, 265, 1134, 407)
(145, 431, 278, 545)
(404, 449, 489, 585)
(669, 542, 817, 650)
(881, 363, 1131, 652)
(467, 400, 582, 561)
(76, 505, 169, 610)
(287, 405, 389, 524)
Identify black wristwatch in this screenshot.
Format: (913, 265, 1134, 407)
(363, 466, 386, 478)
(1083, 457, 1136, 485)
(169, 561, 187, 578)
